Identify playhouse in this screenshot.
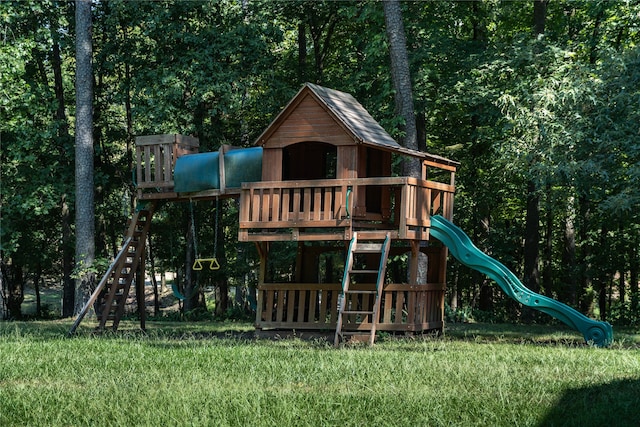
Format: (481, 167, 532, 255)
(70, 83, 457, 342)
(70, 83, 612, 346)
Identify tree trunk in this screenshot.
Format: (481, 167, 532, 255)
(147, 235, 161, 316)
(383, 0, 421, 178)
(630, 240, 638, 314)
(0, 270, 5, 320)
(542, 185, 553, 297)
(34, 263, 42, 318)
(307, 7, 338, 84)
(522, 180, 540, 323)
(596, 226, 608, 321)
(74, 0, 96, 315)
(533, 0, 547, 36)
(1, 261, 24, 320)
(52, 34, 75, 318)
(578, 196, 593, 313)
(522, 0, 546, 323)
(61, 194, 75, 317)
(561, 197, 577, 305)
(298, 22, 307, 83)
(472, 0, 487, 42)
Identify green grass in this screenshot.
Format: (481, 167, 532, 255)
(0, 321, 638, 426)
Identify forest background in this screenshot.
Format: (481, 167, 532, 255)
(1, 0, 639, 327)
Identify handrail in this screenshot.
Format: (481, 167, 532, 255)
(241, 176, 455, 193)
(67, 237, 133, 336)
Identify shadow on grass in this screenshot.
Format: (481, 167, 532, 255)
(539, 378, 640, 427)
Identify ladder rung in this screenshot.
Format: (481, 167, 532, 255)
(345, 290, 376, 295)
(348, 269, 378, 274)
(354, 243, 384, 253)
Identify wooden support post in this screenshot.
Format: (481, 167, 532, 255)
(137, 238, 147, 332)
(409, 241, 420, 285)
(255, 242, 269, 326)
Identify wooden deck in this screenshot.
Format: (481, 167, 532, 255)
(238, 177, 454, 242)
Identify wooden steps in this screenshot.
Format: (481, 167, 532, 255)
(68, 203, 156, 335)
(97, 205, 154, 331)
(334, 232, 391, 347)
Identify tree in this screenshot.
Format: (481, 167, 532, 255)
(383, 0, 420, 178)
(74, 0, 96, 315)
(1, 1, 76, 319)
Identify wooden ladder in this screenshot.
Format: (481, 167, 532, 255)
(334, 232, 391, 347)
(68, 203, 155, 335)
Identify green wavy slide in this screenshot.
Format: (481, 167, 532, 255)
(430, 215, 613, 347)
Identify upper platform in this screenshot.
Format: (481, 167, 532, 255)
(135, 83, 458, 242)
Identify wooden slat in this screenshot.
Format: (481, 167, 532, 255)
(318, 290, 329, 325)
(261, 189, 270, 222)
(334, 186, 343, 218)
(298, 290, 307, 322)
(265, 291, 275, 321)
(144, 146, 152, 183)
(303, 188, 311, 221)
(362, 293, 371, 323)
(163, 144, 172, 182)
(272, 190, 281, 222)
(239, 192, 251, 223)
(292, 189, 301, 221)
(329, 291, 339, 324)
(281, 190, 290, 221)
(406, 291, 416, 325)
(276, 290, 285, 322)
(286, 290, 296, 323)
(323, 188, 332, 220)
(383, 292, 393, 323)
(251, 189, 261, 222)
(394, 291, 404, 324)
(432, 191, 442, 216)
(154, 145, 162, 183)
(256, 287, 264, 323)
(309, 290, 317, 323)
(313, 188, 322, 221)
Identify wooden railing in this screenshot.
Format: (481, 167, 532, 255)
(135, 134, 199, 198)
(239, 177, 455, 242)
(256, 282, 445, 332)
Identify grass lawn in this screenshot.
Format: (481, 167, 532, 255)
(0, 320, 638, 426)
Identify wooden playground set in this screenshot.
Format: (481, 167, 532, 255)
(70, 83, 613, 347)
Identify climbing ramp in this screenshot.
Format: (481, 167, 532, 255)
(429, 215, 613, 347)
(69, 203, 155, 335)
(335, 232, 391, 346)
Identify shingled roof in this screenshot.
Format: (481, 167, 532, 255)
(303, 83, 401, 150)
(255, 83, 458, 166)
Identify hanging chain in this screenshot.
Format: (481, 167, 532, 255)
(189, 199, 199, 259)
(213, 196, 219, 259)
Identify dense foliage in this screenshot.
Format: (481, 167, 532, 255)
(1, 1, 639, 325)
